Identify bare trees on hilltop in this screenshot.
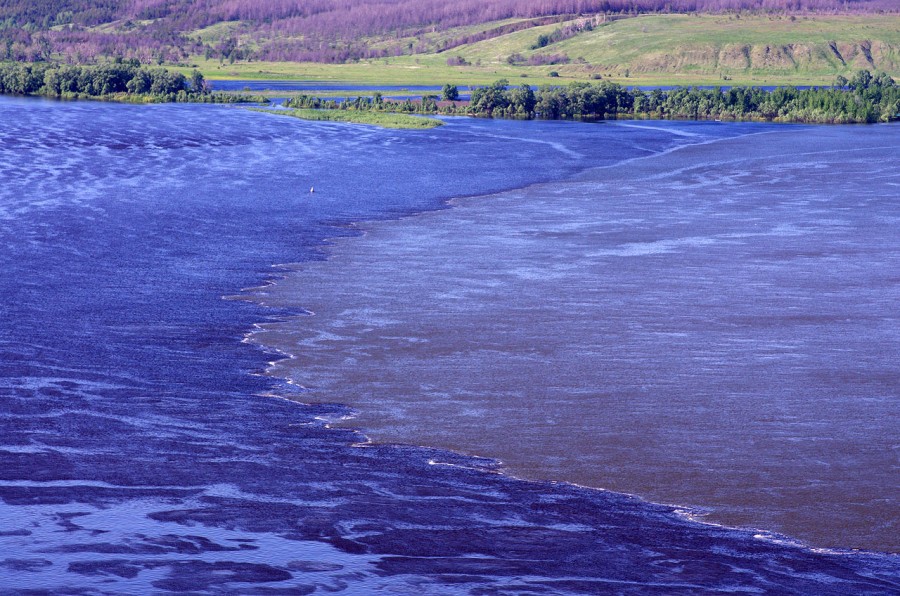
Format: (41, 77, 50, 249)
(0, 0, 896, 65)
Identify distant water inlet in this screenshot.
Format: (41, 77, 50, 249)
(252, 124, 900, 553)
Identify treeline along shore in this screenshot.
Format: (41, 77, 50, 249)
(286, 70, 900, 124)
(2, 60, 897, 123)
(0, 61, 266, 103)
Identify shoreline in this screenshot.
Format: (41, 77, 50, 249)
(3, 60, 898, 124)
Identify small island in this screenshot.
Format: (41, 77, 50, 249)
(250, 107, 444, 129)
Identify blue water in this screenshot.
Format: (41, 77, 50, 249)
(208, 79, 812, 102)
(208, 80, 474, 101)
(210, 80, 474, 95)
(209, 80, 813, 93)
(1, 96, 898, 593)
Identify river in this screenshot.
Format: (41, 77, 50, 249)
(1, 97, 897, 593)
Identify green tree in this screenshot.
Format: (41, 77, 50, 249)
(441, 83, 459, 101)
(421, 94, 438, 112)
(189, 70, 207, 94)
(874, 71, 895, 88)
(126, 69, 151, 94)
(849, 69, 873, 91)
(469, 79, 509, 115)
(509, 84, 536, 115)
(42, 68, 61, 95)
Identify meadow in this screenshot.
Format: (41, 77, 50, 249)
(174, 13, 900, 87)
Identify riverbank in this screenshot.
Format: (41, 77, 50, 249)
(276, 74, 900, 124)
(3, 59, 896, 124)
(0, 62, 268, 104)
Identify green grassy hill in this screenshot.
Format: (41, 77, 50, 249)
(184, 13, 900, 86)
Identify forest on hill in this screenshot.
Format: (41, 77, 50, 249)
(0, 0, 897, 66)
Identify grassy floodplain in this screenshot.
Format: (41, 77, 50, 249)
(249, 108, 444, 129)
(175, 13, 900, 88)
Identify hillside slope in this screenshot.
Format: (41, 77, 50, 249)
(2, 2, 900, 85)
(422, 13, 900, 84)
(215, 13, 900, 87)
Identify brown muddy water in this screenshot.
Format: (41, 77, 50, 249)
(249, 125, 900, 553)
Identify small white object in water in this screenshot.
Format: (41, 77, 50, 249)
(310, 187, 314, 193)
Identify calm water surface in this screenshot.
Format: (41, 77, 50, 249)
(1, 97, 898, 593)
